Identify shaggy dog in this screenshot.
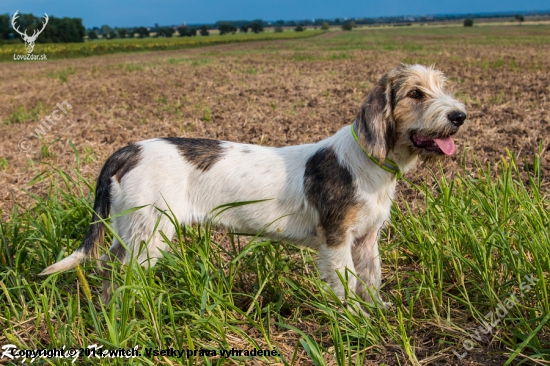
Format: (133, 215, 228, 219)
(41, 64, 467, 304)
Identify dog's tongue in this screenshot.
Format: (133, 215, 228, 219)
(433, 137, 456, 156)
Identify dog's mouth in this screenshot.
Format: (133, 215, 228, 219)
(410, 132, 456, 156)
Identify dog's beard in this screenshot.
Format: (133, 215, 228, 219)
(418, 152, 444, 164)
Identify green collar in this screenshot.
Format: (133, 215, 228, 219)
(351, 121, 402, 180)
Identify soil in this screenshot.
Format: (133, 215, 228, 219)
(1, 30, 549, 216)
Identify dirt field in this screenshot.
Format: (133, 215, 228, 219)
(1, 25, 549, 218)
(0, 25, 549, 365)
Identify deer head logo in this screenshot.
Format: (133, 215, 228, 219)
(12, 11, 49, 54)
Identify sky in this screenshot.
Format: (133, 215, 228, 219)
(2, 0, 549, 28)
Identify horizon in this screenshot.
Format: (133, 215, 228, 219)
(2, 0, 549, 28)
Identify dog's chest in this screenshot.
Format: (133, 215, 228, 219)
(355, 181, 395, 234)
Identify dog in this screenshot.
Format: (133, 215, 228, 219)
(40, 64, 467, 305)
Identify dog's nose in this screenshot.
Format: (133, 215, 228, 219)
(448, 111, 466, 127)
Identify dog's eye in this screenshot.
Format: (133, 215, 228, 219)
(408, 89, 424, 99)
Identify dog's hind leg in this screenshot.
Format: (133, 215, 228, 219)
(130, 214, 176, 271)
(99, 238, 127, 303)
(100, 207, 176, 303)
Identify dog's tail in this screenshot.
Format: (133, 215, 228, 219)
(39, 144, 141, 276)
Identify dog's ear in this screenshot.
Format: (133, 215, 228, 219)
(355, 73, 397, 163)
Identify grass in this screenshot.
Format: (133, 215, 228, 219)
(281, 24, 550, 59)
(0, 30, 325, 62)
(0, 145, 548, 364)
(47, 66, 77, 83)
(3, 102, 44, 125)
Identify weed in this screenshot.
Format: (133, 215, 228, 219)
(4, 102, 44, 125)
(191, 58, 211, 66)
(47, 66, 77, 82)
(168, 58, 189, 64)
(329, 52, 350, 60)
(38, 137, 60, 159)
(291, 53, 318, 61)
(83, 146, 96, 164)
(203, 106, 211, 122)
(168, 57, 211, 66)
(482, 58, 505, 69)
(123, 63, 143, 72)
(489, 91, 505, 105)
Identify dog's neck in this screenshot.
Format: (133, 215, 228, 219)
(328, 126, 397, 183)
(350, 122, 402, 179)
(386, 145, 420, 175)
(344, 123, 419, 179)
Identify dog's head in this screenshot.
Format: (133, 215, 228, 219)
(355, 64, 467, 164)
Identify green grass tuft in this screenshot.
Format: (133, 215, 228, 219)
(47, 66, 77, 83)
(3, 102, 45, 125)
(1, 147, 548, 364)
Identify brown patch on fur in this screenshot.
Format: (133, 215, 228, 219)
(164, 137, 225, 171)
(341, 205, 360, 236)
(304, 147, 359, 247)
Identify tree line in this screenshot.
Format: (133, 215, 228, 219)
(88, 24, 211, 39)
(0, 12, 85, 42)
(2, 10, 543, 43)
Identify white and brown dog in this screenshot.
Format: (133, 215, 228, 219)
(41, 64, 466, 304)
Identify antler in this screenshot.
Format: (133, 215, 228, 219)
(11, 11, 48, 41)
(35, 13, 49, 37)
(28, 13, 48, 40)
(11, 11, 27, 38)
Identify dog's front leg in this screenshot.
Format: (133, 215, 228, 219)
(352, 232, 383, 304)
(318, 239, 356, 300)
